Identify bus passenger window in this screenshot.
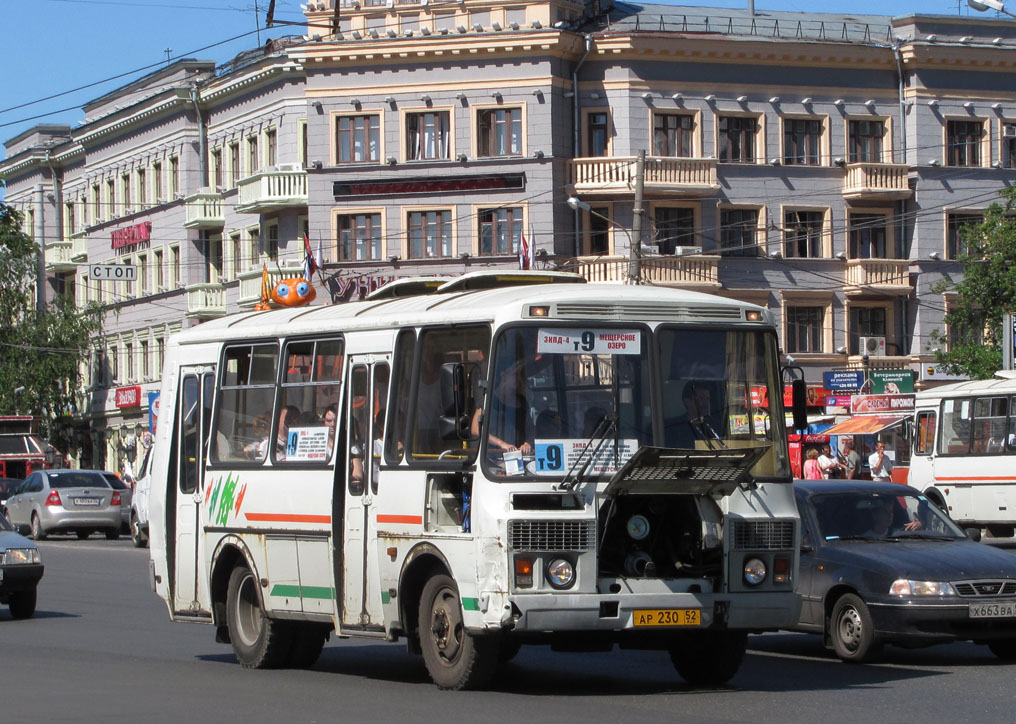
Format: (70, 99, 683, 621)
(277, 337, 343, 464)
(214, 344, 278, 463)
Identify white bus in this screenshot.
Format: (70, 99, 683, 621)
(909, 371, 1016, 537)
(149, 271, 801, 689)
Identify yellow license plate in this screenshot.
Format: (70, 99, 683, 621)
(632, 608, 701, 627)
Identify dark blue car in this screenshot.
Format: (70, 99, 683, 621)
(793, 480, 1016, 662)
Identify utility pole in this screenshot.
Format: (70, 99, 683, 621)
(628, 149, 645, 284)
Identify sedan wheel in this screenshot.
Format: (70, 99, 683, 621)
(30, 513, 46, 541)
(830, 593, 881, 663)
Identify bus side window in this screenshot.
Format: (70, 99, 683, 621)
(385, 330, 415, 465)
(278, 337, 343, 465)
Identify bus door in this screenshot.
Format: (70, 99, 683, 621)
(340, 355, 390, 632)
(910, 409, 937, 491)
(171, 365, 215, 615)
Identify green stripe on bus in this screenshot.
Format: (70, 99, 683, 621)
(462, 597, 480, 611)
(269, 585, 335, 600)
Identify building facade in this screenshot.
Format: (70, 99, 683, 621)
(3, 2, 1016, 470)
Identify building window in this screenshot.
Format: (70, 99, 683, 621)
(300, 121, 308, 168)
(848, 213, 889, 259)
(125, 342, 134, 382)
(155, 337, 165, 377)
(266, 224, 279, 263)
(947, 212, 983, 259)
(406, 111, 450, 161)
(719, 208, 759, 257)
(588, 206, 610, 256)
(154, 249, 164, 291)
(783, 118, 822, 165)
(337, 213, 382, 260)
(408, 210, 452, 258)
(718, 116, 757, 163)
(152, 162, 163, 202)
(1004, 123, 1016, 168)
(849, 306, 888, 355)
(141, 339, 150, 380)
(211, 148, 223, 189)
(91, 184, 100, 222)
(848, 120, 884, 163)
(335, 114, 380, 163)
(169, 245, 180, 288)
(653, 207, 696, 254)
(265, 128, 277, 168)
(138, 253, 149, 296)
(947, 120, 982, 167)
(169, 156, 179, 197)
(106, 179, 116, 219)
(137, 169, 146, 208)
(784, 210, 824, 258)
(230, 233, 242, 278)
(122, 173, 131, 213)
(247, 228, 260, 267)
(205, 233, 223, 283)
(653, 114, 694, 157)
(64, 202, 75, 237)
(477, 108, 522, 157)
(229, 142, 240, 186)
(247, 135, 259, 175)
(478, 207, 523, 256)
(586, 112, 609, 157)
(785, 306, 824, 353)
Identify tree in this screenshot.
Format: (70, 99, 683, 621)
(930, 186, 1016, 380)
(0, 203, 102, 453)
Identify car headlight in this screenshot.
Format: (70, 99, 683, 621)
(743, 557, 767, 586)
(889, 579, 957, 596)
(545, 558, 575, 590)
(3, 548, 41, 565)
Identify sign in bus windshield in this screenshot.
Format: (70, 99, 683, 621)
(537, 328, 641, 355)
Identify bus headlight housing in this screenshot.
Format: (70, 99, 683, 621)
(545, 558, 575, 590)
(743, 557, 767, 586)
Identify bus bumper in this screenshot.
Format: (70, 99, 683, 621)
(506, 590, 801, 633)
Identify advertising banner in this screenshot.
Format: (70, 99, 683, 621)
(871, 370, 915, 394)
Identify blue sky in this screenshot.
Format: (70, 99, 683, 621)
(0, 0, 998, 158)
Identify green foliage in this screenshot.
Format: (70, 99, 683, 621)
(0, 204, 102, 452)
(930, 186, 1016, 380)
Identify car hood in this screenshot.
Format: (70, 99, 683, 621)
(0, 529, 36, 552)
(815, 539, 1016, 581)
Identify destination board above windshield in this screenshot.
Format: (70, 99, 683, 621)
(537, 328, 641, 355)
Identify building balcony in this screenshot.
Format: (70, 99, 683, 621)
(70, 232, 88, 262)
(236, 168, 308, 214)
(844, 258, 912, 296)
(842, 162, 912, 200)
(237, 261, 305, 307)
(570, 156, 719, 198)
(44, 240, 75, 272)
(574, 254, 721, 289)
(185, 282, 227, 319)
(845, 355, 912, 372)
(183, 191, 225, 229)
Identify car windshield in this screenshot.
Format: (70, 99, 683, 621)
(809, 491, 964, 541)
(102, 473, 128, 490)
(48, 472, 112, 490)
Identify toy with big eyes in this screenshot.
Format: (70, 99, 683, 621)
(270, 277, 317, 307)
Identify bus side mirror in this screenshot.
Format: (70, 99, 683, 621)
(965, 527, 982, 542)
(791, 378, 808, 431)
(438, 362, 474, 440)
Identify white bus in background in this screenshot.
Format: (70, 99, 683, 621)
(909, 371, 1016, 537)
(148, 271, 802, 690)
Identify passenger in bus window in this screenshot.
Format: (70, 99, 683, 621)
(322, 403, 338, 454)
(476, 359, 534, 455)
(243, 412, 271, 459)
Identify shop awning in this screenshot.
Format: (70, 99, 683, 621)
(819, 414, 910, 436)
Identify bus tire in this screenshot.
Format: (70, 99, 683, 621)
(287, 623, 329, 668)
(418, 573, 498, 690)
(830, 593, 881, 663)
(226, 565, 292, 669)
(669, 631, 746, 686)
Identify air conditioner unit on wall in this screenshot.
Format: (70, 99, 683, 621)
(671, 246, 703, 256)
(1004, 124, 1016, 138)
(859, 335, 887, 357)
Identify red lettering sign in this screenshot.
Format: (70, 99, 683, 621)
(111, 222, 152, 250)
(850, 394, 916, 415)
(115, 386, 142, 408)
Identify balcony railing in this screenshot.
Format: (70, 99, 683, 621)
(44, 240, 75, 272)
(573, 254, 721, 289)
(237, 261, 305, 307)
(236, 168, 308, 214)
(844, 258, 912, 295)
(70, 232, 88, 262)
(846, 354, 912, 372)
(185, 282, 227, 319)
(571, 157, 719, 197)
(183, 191, 225, 229)
(842, 162, 912, 200)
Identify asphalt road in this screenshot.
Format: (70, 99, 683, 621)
(4, 537, 1016, 724)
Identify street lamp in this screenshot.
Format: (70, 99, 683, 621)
(13, 386, 25, 415)
(968, 0, 1016, 19)
(566, 197, 640, 282)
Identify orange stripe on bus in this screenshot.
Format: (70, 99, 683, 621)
(934, 476, 1016, 482)
(244, 512, 332, 524)
(377, 514, 423, 525)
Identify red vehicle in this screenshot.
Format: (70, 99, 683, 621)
(0, 417, 62, 479)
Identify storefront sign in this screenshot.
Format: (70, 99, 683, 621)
(111, 221, 152, 250)
(751, 385, 828, 408)
(850, 394, 915, 415)
(825, 395, 853, 413)
(824, 370, 865, 391)
(115, 385, 142, 408)
(871, 370, 915, 394)
(917, 364, 967, 382)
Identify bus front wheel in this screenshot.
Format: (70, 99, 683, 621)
(226, 565, 292, 669)
(418, 573, 499, 690)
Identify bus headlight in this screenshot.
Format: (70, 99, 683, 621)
(743, 558, 767, 586)
(545, 558, 575, 590)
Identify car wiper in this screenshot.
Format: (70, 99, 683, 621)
(557, 413, 618, 491)
(825, 535, 899, 542)
(890, 532, 955, 540)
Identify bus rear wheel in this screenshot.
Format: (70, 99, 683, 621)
(669, 631, 746, 686)
(226, 565, 292, 669)
(418, 573, 498, 690)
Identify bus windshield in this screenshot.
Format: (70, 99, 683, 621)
(482, 324, 790, 481)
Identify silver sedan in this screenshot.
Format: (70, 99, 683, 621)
(3, 469, 122, 540)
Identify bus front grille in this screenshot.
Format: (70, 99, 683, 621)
(508, 519, 595, 552)
(731, 520, 795, 550)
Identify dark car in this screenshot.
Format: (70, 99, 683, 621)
(792, 480, 1016, 662)
(0, 512, 44, 618)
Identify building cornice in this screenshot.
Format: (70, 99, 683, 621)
(200, 59, 305, 103)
